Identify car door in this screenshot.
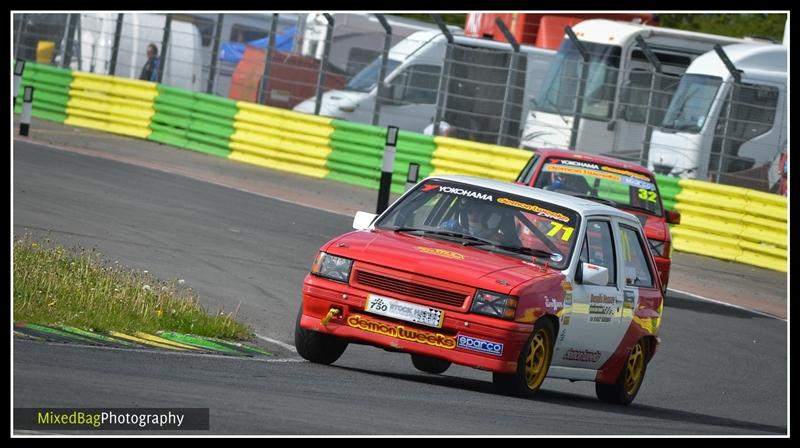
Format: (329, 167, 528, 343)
(553, 218, 626, 370)
(616, 222, 661, 329)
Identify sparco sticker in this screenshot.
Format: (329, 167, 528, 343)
(563, 348, 601, 363)
(457, 335, 504, 356)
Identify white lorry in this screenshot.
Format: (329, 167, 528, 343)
(522, 19, 750, 155)
(647, 43, 787, 182)
(294, 30, 556, 146)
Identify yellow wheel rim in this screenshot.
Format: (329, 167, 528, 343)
(624, 341, 645, 395)
(524, 329, 551, 390)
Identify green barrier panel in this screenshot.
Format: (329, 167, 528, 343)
(14, 62, 72, 123)
(655, 174, 682, 211)
(328, 120, 436, 194)
(148, 85, 235, 158)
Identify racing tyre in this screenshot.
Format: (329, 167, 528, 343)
(294, 308, 348, 365)
(411, 354, 452, 374)
(492, 319, 554, 398)
(596, 338, 648, 405)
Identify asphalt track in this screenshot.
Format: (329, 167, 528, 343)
(13, 141, 788, 435)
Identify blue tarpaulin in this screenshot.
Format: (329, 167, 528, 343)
(219, 26, 296, 63)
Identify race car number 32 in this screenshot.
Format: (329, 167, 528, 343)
(365, 294, 444, 328)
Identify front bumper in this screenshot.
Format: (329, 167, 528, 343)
(299, 274, 533, 374)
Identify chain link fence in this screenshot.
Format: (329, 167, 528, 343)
(13, 12, 787, 193)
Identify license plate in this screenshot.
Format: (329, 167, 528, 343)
(365, 294, 444, 328)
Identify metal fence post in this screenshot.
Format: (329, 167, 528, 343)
(109, 13, 124, 75)
(565, 26, 589, 151)
(313, 14, 334, 116)
(258, 14, 280, 105)
(634, 35, 663, 166)
(14, 13, 26, 58)
(715, 83, 736, 181)
(206, 13, 224, 94)
(431, 15, 454, 137)
(495, 18, 520, 146)
(371, 14, 392, 127)
(711, 45, 743, 182)
(157, 14, 172, 83)
(61, 14, 77, 69)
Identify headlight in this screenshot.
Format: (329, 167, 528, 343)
(648, 239, 670, 258)
(310, 252, 353, 283)
(471, 289, 518, 320)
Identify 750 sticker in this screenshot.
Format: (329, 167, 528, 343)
(366, 294, 444, 328)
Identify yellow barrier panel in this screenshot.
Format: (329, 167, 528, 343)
(229, 102, 333, 179)
(674, 178, 786, 272)
(65, 72, 157, 139)
(430, 137, 531, 182)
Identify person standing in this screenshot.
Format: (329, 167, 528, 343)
(139, 43, 160, 82)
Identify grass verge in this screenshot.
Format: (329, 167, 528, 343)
(13, 236, 251, 340)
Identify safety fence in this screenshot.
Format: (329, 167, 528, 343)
(15, 63, 787, 272)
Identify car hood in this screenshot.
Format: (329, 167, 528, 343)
(325, 229, 562, 294)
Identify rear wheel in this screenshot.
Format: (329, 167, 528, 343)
(596, 339, 648, 405)
(411, 354, 451, 374)
(492, 319, 554, 398)
(294, 307, 348, 365)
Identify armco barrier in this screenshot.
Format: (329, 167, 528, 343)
(149, 85, 235, 158)
(228, 103, 333, 178)
(328, 120, 436, 193)
(14, 62, 72, 123)
(430, 137, 531, 182)
(672, 179, 787, 272)
(65, 72, 156, 139)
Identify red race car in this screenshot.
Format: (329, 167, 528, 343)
(516, 148, 680, 291)
(296, 175, 664, 405)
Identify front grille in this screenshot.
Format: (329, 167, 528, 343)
(355, 270, 467, 308)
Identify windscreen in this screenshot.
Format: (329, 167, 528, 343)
(375, 180, 582, 270)
(533, 157, 663, 216)
(660, 74, 723, 133)
(344, 57, 402, 92)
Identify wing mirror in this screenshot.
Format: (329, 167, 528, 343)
(352, 211, 378, 230)
(665, 210, 681, 225)
(576, 262, 609, 286)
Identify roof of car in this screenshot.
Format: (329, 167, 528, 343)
(427, 175, 638, 222)
(533, 148, 653, 175)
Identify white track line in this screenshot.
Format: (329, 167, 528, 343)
(668, 288, 787, 322)
(254, 334, 297, 353)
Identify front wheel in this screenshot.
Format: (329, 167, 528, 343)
(492, 319, 554, 398)
(294, 308, 348, 365)
(411, 354, 451, 374)
(596, 338, 648, 405)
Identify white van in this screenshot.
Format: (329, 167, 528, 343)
(294, 30, 555, 145)
(522, 19, 749, 155)
(73, 13, 204, 90)
(647, 43, 787, 181)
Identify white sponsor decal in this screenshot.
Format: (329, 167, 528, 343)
(560, 159, 600, 170)
(438, 185, 493, 201)
(365, 294, 444, 328)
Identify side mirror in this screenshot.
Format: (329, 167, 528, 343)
(665, 210, 681, 225)
(578, 262, 609, 286)
(352, 211, 378, 230)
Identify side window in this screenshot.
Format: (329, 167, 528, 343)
(619, 225, 654, 288)
(579, 221, 616, 286)
(390, 65, 440, 105)
(516, 154, 539, 185)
